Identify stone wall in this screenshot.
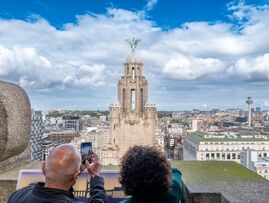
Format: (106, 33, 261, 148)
(0, 95, 8, 158)
(181, 183, 229, 203)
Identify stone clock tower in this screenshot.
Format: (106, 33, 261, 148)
(109, 38, 157, 159)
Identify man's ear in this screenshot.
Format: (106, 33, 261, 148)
(42, 161, 46, 176)
(73, 170, 80, 182)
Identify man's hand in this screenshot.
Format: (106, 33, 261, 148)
(82, 152, 102, 177)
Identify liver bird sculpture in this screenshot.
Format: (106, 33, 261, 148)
(125, 37, 141, 52)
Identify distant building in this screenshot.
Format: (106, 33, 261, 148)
(256, 107, 261, 113)
(49, 117, 57, 126)
(63, 115, 82, 131)
(239, 110, 246, 117)
(30, 113, 44, 161)
(208, 124, 219, 132)
(192, 109, 200, 114)
(212, 109, 220, 114)
(168, 124, 184, 136)
(71, 127, 112, 165)
(172, 112, 181, 118)
(192, 119, 204, 132)
(72, 127, 110, 150)
(235, 116, 247, 123)
(155, 127, 165, 151)
(48, 130, 79, 143)
(174, 143, 183, 160)
(99, 115, 107, 123)
(183, 132, 269, 163)
(42, 140, 60, 161)
(241, 149, 269, 180)
(57, 118, 65, 129)
(100, 144, 119, 165)
(264, 121, 269, 127)
(89, 116, 99, 127)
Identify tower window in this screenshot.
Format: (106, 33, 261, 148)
(132, 67, 135, 80)
(122, 88, 126, 111)
(141, 89, 143, 111)
(131, 89, 136, 110)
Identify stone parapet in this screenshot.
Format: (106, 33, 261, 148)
(2, 161, 269, 202)
(0, 180, 17, 203)
(174, 161, 269, 203)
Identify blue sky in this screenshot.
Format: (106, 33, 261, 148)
(0, 0, 234, 28)
(1, 0, 269, 110)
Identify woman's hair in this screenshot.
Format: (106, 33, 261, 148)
(119, 145, 171, 200)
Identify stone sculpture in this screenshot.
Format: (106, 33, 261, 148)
(125, 37, 141, 53)
(0, 81, 31, 163)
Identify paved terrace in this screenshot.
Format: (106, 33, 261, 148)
(1, 160, 269, 202)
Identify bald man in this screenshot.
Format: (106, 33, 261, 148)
(7, 144, 107, 203)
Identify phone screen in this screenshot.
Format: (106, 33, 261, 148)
(81, 142, 92, 163)
(80, 142, 92, 155)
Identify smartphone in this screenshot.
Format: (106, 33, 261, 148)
(81, 142, 92, 164)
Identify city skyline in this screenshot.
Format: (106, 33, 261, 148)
(1, 0, 269, 110)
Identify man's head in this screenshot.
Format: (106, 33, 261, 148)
(42, 144, 82, 188)
(119, 145, 172, 200)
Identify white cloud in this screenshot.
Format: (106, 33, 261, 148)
(227, 53, 269, 80)
(261, 99, 269, 107)
(228, 1, 269, 24)
(18, 76, 37, 88)
(145, 0, 158, 11)
(0, 42, 109, 88)
(163, 54, 224, 80)
(63, 64, 107, 87)
(0, 1, 269, 93)
(0, 45, 55, 88)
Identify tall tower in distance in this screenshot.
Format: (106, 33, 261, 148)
(246, 96, 253, 127)
(109, 38, 157, 160)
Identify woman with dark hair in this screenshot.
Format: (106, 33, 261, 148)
(119, 145, 182, 203)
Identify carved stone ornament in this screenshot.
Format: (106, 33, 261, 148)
(125, 119, 139, 125)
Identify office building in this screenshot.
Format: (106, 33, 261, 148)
(183, 132, 269, 163)
(48, 130, 79, 143)
(30, 112, 43, 161)
(63, 115, 82, 131)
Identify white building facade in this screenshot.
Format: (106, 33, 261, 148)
(183, 132, 269, 163)
(42, 140, 60, 161)
(241, 149, 269, 180)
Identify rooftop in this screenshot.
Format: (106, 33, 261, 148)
(125, 52, 141, 63)
(188, 132, 268, 143)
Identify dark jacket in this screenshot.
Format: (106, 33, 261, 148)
(7, 176, 107, 203)
(120, 168, 182, 203)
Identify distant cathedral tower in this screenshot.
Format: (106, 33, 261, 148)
(109, 38, 157, 159)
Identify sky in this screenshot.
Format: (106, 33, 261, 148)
(1, 0, 269, 111)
